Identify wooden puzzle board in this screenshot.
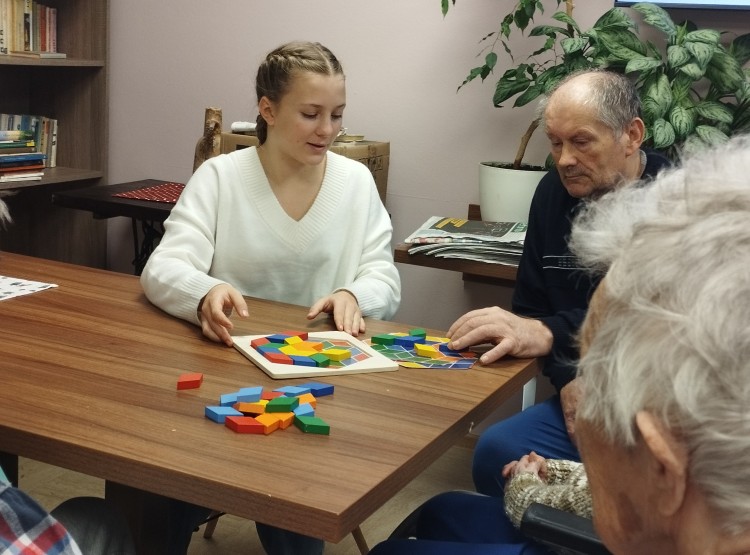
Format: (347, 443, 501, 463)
(232, 331, 399, 379)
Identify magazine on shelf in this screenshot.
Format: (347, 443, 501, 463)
(404, 216, 526, 245)
(404, 216, 526, 266)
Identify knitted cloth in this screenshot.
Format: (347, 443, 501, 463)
(504, 459, 591, 528)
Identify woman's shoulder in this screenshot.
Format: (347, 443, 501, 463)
(326, 150, 373, 185)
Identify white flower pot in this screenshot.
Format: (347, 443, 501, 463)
(478, 162, 546, 224)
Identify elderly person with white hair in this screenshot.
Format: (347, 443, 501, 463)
(0, 195, 9, 226)
(568, 133, 750, 554)
(369, 134, 750, 555)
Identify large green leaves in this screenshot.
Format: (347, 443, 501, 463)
(668, 105, 695, 139)
(706, 51, 745, 93)
(632, 3, 676, 37)
(652, 118, 676, 149)
(443, 0, 749, 163)
(493, 67, 533, 107)
(597, 29, 647, 60)
(642, 74, 673, 121)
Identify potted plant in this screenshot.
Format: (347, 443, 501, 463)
(442, 0, 750, 220)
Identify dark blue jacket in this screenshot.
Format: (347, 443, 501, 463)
(512, 151, 672, 391)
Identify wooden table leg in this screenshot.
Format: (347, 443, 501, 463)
(352, 525, 369, 554)
(0, 452, 18, 486)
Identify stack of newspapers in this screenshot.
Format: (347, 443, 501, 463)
(404, 216, 526, 266)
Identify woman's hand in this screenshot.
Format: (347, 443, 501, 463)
(198, 284, 249, 346)
(308, 290, 365, 336)
(502, 451, 548, 482)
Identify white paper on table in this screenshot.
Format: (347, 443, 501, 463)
(0, 275, 58, 301)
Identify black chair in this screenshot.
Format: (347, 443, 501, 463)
(388, 493, 610, 555)
(520, 503, 611, 555)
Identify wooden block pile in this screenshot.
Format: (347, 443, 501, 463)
(177, 373, 333, 435)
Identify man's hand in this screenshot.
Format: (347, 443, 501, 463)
(447, 306, 553, 364)
(198, 283, 249, 346)
(560, 377, 583, 445)
(308, 290, 365, 337)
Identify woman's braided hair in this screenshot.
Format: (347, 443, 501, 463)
(255, 41, 343, 145)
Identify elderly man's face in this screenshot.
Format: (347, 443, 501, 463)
(577, 286, 669, 553)
(544, 92, 641, 199)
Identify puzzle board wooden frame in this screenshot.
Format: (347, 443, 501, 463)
(232, 331, 399, 379)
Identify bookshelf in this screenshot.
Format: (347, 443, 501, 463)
(0, 0, 108, 268)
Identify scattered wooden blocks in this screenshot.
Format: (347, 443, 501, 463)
(225, 415, 265, 434)
(204, 383, 334, 435)
(177, 372, 204, 390)
(205, 406, 243, 424)
(294, 415, 330, 435)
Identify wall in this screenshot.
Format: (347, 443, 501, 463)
(108, 1, 750, 421)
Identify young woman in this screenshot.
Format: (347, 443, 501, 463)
(141, 41, 401, 555)
(141, 41, 400, 347)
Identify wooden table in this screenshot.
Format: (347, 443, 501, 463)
(0, 252, 536, 553)
(51, 179, 174, 222)
(52, 179, 175, 274)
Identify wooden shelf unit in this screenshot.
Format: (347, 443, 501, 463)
(0, 0, 109, 268)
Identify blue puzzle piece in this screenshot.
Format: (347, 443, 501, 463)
(298, 382, 334, 397)
(219, 393, 238, 406)
(275, 385, 311, 397)
(437, 343, 465, 356)
(236, 386, 263, 402)
(257, 344, 282, 354)
(293, 403, 315, 417)
(266, 334, 291, 344)
(205, 406, 243, 423)
(393, 335, 420, 348)
(290, 355, 317, 367)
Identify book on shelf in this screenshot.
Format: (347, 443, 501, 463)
(0, 142, 36, 154)
(0, 129, 34, 141)
(22, 0, 30, 52)
(0, 151, 45, 163)
(10, 49, 65, 58)
(47, 117, 57, 167)
(404, 216, 526, 266)
(0, 169, 43, 182)
(0, 0, 60, 56)
(1, 113, 57, 167)
(0, 0, 8, 54)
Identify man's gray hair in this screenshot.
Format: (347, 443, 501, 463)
(569, 134, 750, 533)
(538, 69, 641, 135)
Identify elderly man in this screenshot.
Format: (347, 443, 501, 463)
(569, 134, 750, 553)
(368, 134, 750, 555)
(447, 69, 671, 496)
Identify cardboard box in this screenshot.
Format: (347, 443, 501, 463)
(220, 133, 390, 204)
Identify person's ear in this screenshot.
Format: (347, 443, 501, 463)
(635, 411, 688, 517)
(258, 96, 276, 127)
(624, 117, 646, 155)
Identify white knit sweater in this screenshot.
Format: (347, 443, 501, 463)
(141, 147, 401, 325)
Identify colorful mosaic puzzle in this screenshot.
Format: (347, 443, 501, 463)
(198, 381, 334, 435)
(232, 331, 399, 379)
(250, 331, 371, 368)
(369, 328, 478, 369)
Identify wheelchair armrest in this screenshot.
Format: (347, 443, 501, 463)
(520, 502, 611, 555)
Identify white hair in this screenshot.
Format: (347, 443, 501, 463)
(0, 195, 10, 226)
(570, 134, 750, 534)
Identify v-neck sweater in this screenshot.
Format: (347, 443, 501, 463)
(141, 147, 401, 325)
